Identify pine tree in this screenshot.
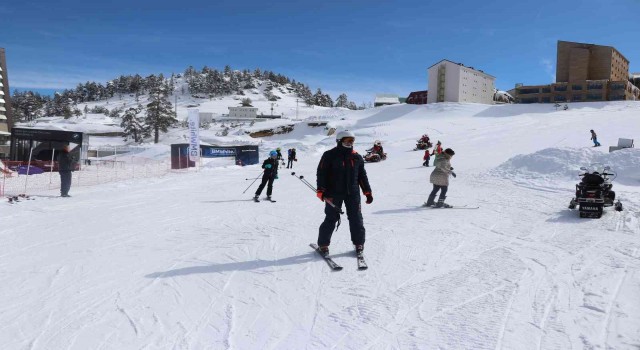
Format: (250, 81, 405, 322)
(145, 87, 177, 143)
(121, 106, 148, 143)
(335, 93, 349, 108)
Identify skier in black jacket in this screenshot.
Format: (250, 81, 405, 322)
(316, 130, 373, 255)
(254, 150, 279, 202)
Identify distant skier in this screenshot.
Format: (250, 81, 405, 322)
(590, 129, 601, 147)
(316, 130, 373, 255)
(423, 148, 431, 167)
(425, 148, 456, 208)
(286, 148, 297, 169)
(254, 150, 279, 202)
(276, 148, 284, 165)
(431, 140, 443, 157)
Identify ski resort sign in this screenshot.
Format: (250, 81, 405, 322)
(187, 109, 200, 162)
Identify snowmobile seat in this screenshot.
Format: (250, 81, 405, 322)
(581, 173, 605, 186)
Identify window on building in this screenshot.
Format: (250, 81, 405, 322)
(541, 97, 551, 103)
(588, 82, 604, 90)
(554, 85, 567, 92)
(518, 88, 539, 94)
(542, 87, 551, 93)
(554, 95, 566, 102)
(587, 93, 602, 100)
(519, 97, 539, 103)
(572, 85, 582, 90)
(572, 95, 583, 101)
(610, 83, 625, 90)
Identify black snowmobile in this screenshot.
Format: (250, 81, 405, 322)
(568, 165, 622, 218)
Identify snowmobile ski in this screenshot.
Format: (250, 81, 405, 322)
(310, 243, 343, 271)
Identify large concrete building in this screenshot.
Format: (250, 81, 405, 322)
(515, 40, 640, 103)
(427, 59, 495, 104)
(556, 40, 629, 83)
(0, 48, 13, 157)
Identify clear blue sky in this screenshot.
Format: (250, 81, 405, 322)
(2, 0, 640, 104)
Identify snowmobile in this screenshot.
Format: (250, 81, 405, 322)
(568, 165, 622, 218)
(364, 149, 387, 163)
(414, 141, 432, 150)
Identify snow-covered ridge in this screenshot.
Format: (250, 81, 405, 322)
(493, 147, 640, 186)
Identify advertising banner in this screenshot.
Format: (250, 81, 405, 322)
(187, 109, 200, 162)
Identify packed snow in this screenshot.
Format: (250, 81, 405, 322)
(2, 101, 640, 349)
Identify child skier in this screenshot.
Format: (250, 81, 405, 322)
(423, 149, 431, 167)
(590, 130, 601, 147)
(254, 150, 279, 202)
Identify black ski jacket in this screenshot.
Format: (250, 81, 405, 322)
(57, 151, 75, 173)
(261, 158, 279, 178)
(288, 149, 297, 160)
(316, 144, 372, 197)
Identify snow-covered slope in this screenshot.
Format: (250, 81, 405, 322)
(2, 101, 640, 349)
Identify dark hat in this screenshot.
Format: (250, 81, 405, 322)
(444, 148, 455, 156)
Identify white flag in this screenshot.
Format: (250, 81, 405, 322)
(188, 109, 200, 162)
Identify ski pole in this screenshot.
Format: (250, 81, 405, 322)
(291, 172, 343, 214)
(242, 170, 264, 193)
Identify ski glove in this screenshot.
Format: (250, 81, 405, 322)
(275, 175, 279, 179)
(365, 193, 373, 204)
(450, 167, 453, 170)
(451, 171, 457, 178)
(265, 164, 272, 169)
(316, 190, 324, 201)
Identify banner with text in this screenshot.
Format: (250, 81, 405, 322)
(187, 109, 200, 162)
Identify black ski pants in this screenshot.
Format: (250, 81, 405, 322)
(318, 195, 365, 247)
(429, 184, 448, 199)
(255, 175, 275, 197)
(60, 171, 72, 196)
(287, 159, 294, 168)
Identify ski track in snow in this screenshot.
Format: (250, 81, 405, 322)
(2, 102, 640, 349)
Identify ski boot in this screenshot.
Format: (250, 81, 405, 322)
(355, 244, 364, 254)
(423, 193, 437, 207)
(318, 245, 330, 256)
(253, 195, 260, 202)
(435, 197, 452, 208)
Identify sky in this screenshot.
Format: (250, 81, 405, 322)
(2, 0, 640, 104)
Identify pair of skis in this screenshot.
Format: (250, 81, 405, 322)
(253, 197, 276, 203)
(310, 243, 367, 271)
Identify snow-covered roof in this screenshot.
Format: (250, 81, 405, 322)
(374, 94, 400, 104)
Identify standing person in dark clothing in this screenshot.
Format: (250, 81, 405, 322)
(254, 150, 279, 202)
(316, 130, 373, 255)
(57, 145, 76, 197)
(590, 129, 601, 147)
(286, 148, 297, 169)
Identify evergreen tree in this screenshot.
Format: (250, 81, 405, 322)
(335, 93, 349, 108)
(121, 106, 148, 143)
(145, 87, 176, 143)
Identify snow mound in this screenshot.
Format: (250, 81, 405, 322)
(493, 147, 640, 186)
